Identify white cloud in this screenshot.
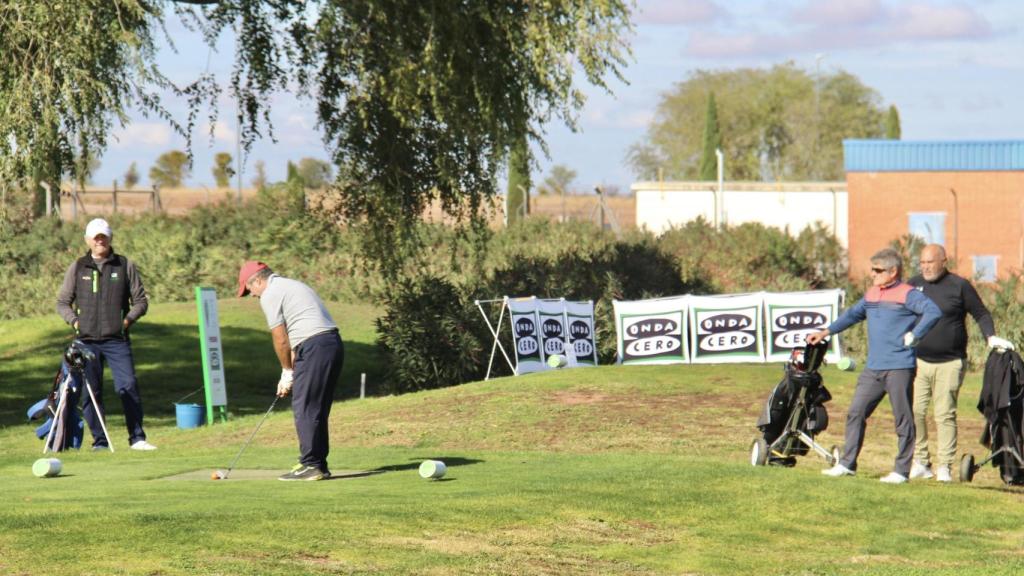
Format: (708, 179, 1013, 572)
(634, 0, 727, 26)
(619, 109, 655, 129)
(199, 120, 236, 143)
(793, 0, 884, 27)
(684, 0, 997, 59)
(110, 122, 173, 148)
(889, 3, 993, 41)
(687, 31, 792, 59)
(278, 113, 320, 145)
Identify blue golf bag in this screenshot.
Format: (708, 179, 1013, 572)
(27, 362, 84, 452)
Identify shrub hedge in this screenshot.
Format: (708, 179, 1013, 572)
(10, 195, 1004, 391)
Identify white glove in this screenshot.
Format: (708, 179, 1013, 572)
(903, 332, 918, 348)
(277, 368, 294, 397)
(988, 335, 1015, 351)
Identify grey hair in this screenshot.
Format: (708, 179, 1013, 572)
(252, 267, 274, 282)
(871, 248, 902, 276)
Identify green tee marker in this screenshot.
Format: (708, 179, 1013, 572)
(547, 354, 567, 368)
(419, 460, 447, 479)
(33, 458, 62, 478)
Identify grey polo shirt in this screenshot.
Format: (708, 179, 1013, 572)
(259, 274, 338, 350)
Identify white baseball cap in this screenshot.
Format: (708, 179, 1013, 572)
(85, 218, 112, 239)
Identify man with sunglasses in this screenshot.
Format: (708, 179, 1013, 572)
(807, 248, 941, 484)
(237, 261, 344, 481)
(906, 243, 1011, 483)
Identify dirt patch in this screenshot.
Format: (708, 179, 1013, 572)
(377, 534, 503, 555)
(552, 391, 611, 405)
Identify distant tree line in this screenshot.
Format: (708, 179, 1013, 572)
(627, 62, 901, 183)
(102, 151, 334, 190)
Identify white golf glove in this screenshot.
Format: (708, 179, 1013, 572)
(988, 335, 1015, 351)
(277, 368, 294, 397)
(903, 332, 918, 348)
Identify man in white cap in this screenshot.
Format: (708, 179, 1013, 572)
(238, 261, 344, 481)
(56, 218, 156, 451)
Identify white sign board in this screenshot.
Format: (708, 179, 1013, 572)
(613, 296, 689, 365)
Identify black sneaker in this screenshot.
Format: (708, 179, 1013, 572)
(278, 465, 326, 481)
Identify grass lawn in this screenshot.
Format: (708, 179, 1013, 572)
(2, 299, 1024, 575)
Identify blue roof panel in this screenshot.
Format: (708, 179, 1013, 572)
(844, 140, 1024, 172)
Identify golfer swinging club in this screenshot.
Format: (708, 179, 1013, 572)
(238, 261, 344, 481)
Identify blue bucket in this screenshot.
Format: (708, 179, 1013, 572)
(175, 403, 205, 429)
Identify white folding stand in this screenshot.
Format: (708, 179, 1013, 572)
(474, 297, 517, 380)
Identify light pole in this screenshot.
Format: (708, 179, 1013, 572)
(715, 148, 724, 229)
(814, 53, 826, 181)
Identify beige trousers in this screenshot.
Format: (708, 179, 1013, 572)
(913, 358, 966, 466)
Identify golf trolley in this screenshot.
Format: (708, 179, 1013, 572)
(961, 347, 1024, 485)
(40, 340, 116, 453)
(750, 340, 840, 467)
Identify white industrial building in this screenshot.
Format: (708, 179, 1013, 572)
(631, 181, 849, 246)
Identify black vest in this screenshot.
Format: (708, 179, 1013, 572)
(74, 251, 130, 341)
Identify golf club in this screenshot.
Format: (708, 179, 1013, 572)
(213, 395, 280, 480)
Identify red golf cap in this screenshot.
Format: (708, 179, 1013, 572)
(237, 261, 268, 297)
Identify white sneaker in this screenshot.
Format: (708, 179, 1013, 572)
(822, 464, 855, 477)
(130, 440, 157, 451)
(879, 472, 908, 484)
(936, 465, 953, 483)
(909, 460, 934, 480)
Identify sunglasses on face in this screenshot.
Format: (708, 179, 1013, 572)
(870, 267, 889, 274)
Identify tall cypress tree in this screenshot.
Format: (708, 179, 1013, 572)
(698, 92, 721, 181)
(885, 104, 901, 140)
(506, 135, 531, 224)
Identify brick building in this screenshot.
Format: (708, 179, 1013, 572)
(844, 140, 1024, 280)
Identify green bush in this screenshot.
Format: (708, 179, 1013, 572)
(969, 275, 1024, 369)
(657, 218, 847, 293)
(375, 275, 492, 393)
(480, 233, 694, 364)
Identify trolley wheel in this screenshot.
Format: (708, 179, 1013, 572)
(829, 445, 841, 467)
(750, 438, 769, 466)
(960, 454, 976, 483)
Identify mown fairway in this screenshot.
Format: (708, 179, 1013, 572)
(2, 300, 1023, 575)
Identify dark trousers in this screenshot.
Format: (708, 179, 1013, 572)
(840, 368, 916, 476)
(292, 331, 344, 471)
(79, 339, 146, 447)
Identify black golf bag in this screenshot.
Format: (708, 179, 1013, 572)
(751, 340, 838, 467)
(961, 348, 1024, 485)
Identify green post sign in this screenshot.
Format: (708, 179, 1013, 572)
(195, 286, 228, 423)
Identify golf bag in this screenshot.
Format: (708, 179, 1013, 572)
(751, 340, 839, 467)
(961, 348, 1024, 485)
(27, 362, 84, 452)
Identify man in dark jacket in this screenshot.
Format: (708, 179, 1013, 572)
(907, 243, 1012, 482)
(56, 218, 156, 451)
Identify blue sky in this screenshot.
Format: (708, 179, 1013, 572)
(95, 0, 1024, 192)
